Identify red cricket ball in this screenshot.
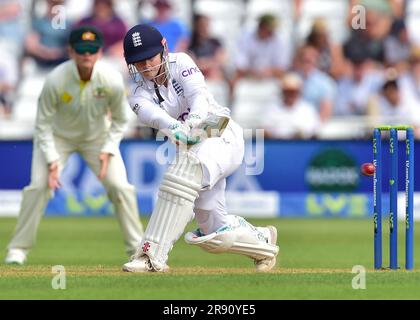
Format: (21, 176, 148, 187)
(361, 162, 375, 176)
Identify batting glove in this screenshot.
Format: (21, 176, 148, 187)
(168, 122, 201, 146)
(185, 113, 203, 129)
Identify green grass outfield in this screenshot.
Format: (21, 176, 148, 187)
(1, 216, 420, 299)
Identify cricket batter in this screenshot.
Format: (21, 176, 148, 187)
(122, 24, 279, 273)
(5, 26, 144, 265)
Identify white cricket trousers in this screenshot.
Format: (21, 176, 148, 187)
(190, 119, 245, 235)
(7, 135, 144, 255)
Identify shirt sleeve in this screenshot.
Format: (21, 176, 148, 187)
(34, 76, 59, 164)
(101, 74, 129, 155)
(177, 53, 210, 120)
(128, 90, 178, 130)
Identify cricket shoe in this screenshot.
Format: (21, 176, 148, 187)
(122, 254, 169, 273)
(254, 226, 278, 272)
(5, 248, 27, 265)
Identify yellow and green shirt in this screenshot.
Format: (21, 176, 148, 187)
(35, 59, 129, 163)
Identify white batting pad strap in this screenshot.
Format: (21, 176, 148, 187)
(185, 216, 279, 261)
(140, 151, 203, 271)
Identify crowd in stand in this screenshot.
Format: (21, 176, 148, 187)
(1, 0, 420, 139)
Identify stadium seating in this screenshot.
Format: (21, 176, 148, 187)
(1, 0, 417, 140)
(296, 0, 349, 44)
(193, 0, 244, 68)
(231, 79, 280, 130)
(317, 116, 372, 139)
(243, 0, 293, 36)
(206, 80, 230, 108)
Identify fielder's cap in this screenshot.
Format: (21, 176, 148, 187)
(123, 24, 164, 64)
(69, 25, 103, 54)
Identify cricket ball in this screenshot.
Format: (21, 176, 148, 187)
(361, 162, 375, 177)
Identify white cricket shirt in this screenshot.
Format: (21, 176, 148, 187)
(128, 52, 230, 130)
(35, 59, 129, 163)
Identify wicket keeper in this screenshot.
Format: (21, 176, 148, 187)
(5, 26, 144, 265)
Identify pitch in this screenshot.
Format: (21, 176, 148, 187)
(1, 217, 420, 299)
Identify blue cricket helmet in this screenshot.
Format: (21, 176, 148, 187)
(123, 24, 164, 64)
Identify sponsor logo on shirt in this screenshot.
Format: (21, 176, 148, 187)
(60, 92, 72, 103)
(181, 67, 201, 77)
(93, 87, 107, 99)
(177, 107, 191, 122)
(172, 79, 184, 96)
(132, 103, 141, 113)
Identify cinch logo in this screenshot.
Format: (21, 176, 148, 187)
(172, 79, 184, 96)
(177, 107, 191, 121)
(181, 67, 201, 77)
(132, 103, 141, 113)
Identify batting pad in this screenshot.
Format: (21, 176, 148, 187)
(185, 216, 279, 261)
(140, 151, 203, 271)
